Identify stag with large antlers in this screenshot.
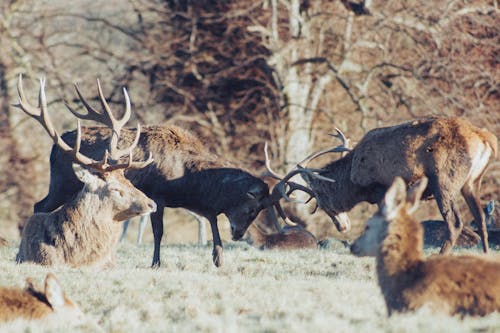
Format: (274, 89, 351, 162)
(29, 81, 301, 268)
(15, 75, 156, 267)
(268, 118, 497, 254)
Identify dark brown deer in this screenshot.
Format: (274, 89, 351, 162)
(15, 76, 156, 267)
(31, 81, 304, 268)
(271, 118, 497, 254)
(350, 177, 500, 316)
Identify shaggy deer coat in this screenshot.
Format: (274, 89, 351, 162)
(17, 165, 156, 267)
(302, 117, 497, 254)
(351, 177, 500, 316)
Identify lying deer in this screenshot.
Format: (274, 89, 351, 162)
(244, 223, 318, 250)
(31, 81, 304, 268)
(269, 118, 497, 254)
(350, 177, 500, 316)
(0, 273, 84, 323)
(15, 76, 156, 267)
(244, 206, 318, 250)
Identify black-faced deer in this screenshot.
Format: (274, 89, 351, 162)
(15, 76, 156, 267)
(270, 118, 497, 254)
(350, 177, 500, 316)
(30, 82, 300, 268)
(0, 273, 84, 323)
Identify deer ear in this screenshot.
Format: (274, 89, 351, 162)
(44, 273, 66, 311)
(406, 177, 428, 215)
(382, 177, 406, 220)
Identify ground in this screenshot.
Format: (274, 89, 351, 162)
(0, 240, 499, 332)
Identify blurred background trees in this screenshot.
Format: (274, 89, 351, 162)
(0, 0, 498, 241)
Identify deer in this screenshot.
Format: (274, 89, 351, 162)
(268, 118, 498, 255)
(29, 81, 306, 268)
(0, 273, 85, 323)
(244, 223, 318, 250)
(350, 177, 500, 316)
(243, 205, 318, 250)
(15, 75, 157, 267)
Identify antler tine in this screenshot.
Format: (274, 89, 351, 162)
(14, 75, 103, 169)
(105, 148, 154, 171)
(330, 127, 351, 149)
(264, 142, 284, 180)
(297, 146, 350, 166)
(295, 127, 351, 166)
(68, 82, 110, 126)
(108, 122, 142, 161)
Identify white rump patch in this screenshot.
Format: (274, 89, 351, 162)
(467, 144, 492, 182)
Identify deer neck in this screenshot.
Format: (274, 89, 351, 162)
(57, 188, 121, 261)
(317, 155, 370, 212)
(376, 214, 424, 299)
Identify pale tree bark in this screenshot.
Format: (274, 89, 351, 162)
(268, 1, 332, 171)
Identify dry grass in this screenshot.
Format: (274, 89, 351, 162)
(0, 238, 499, 332)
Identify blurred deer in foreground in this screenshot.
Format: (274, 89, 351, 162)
(0, 273, 84, 323)
(269, 118, 497, 254)
(351, 177, 500, 316)
(15, 75, 156, 267)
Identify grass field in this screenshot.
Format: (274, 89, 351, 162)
(0, 239, 499, 333)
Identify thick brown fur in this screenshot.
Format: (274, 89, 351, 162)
(351, 178, 500, 316)
(0, 273, 83, 322)
(303, 117, 498, 253)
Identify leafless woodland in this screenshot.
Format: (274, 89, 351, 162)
(0, 0, 499, 243)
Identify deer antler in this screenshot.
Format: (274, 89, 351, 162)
(295, 127, 351, 166)
(263, 142, 330, 226)
(65, 79, 153, 170)
(15, 75, 152, 172)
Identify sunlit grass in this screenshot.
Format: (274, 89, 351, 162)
(0, 240, 499, 332)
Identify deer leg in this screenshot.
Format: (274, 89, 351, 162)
(462, 182, 488, 253)
(151, 207, 164, 268)
(120, 219, 131, 243)
(137, 214, 149, 245)
(208, 217, 223, 267)
(434, 190, 462, 254)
